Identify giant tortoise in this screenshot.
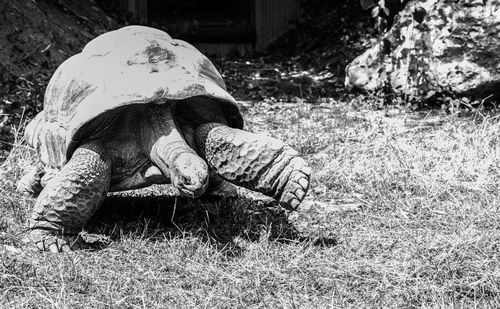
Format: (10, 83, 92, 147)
(19, 26, 310, 252)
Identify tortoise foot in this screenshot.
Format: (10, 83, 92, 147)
(275, 156, 311, 210)
(28, 229, 74, 253)
(27, 229, 111, 253)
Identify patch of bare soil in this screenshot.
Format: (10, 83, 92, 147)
(0, 0, 116, 159)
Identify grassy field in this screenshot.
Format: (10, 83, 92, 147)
(1, 100, 500, 308)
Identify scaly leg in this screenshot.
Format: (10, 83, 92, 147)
(29, 143, 112, 252)
(195, 123, 310, 210)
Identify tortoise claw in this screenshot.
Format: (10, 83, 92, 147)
(29, 229, 77, 253)
(27, 229, 113, 252)
(278, 158, 311, 210)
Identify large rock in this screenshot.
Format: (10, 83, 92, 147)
(345, 0, 500, 100)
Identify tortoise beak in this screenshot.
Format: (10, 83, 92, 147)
(174, 173, 209, 198)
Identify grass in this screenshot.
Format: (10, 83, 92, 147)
(1, 100, 500, 308)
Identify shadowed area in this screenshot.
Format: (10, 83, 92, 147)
(85, 188, 338, 253)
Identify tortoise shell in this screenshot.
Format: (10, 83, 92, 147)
(25, 26, 242, 168)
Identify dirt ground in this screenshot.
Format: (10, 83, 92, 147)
(0, 0, 116, 158)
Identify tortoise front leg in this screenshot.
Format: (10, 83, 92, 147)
(195, 123, 311, 210)
(29, 143, 112, 252)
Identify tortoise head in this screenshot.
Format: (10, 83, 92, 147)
(150, 127, 209, 198)
(168, 151, 209, 198)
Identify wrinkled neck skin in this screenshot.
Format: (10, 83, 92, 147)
(147, 102, 210, 197)
(143, 103, 179, 156)
(142, 98, 229, 158)
(142, 98, 230, 197)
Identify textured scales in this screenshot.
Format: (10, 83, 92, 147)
(195, 123, 311, 210)
(30, 144, 111, 252)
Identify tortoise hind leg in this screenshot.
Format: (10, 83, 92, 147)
(195, 123, 310, 210)
(17, 162, 45, 196)
(17, 163, 58, 196)
(29, 143, 112, 253)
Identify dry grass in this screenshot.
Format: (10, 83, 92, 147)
(1, 101, 500, 308)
